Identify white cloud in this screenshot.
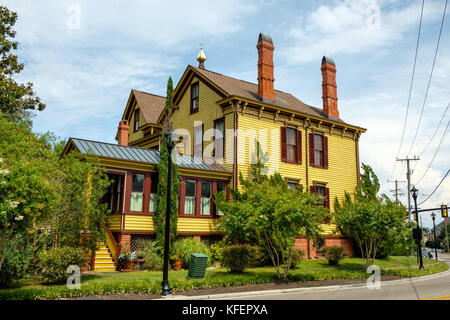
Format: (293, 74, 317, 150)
(283, 0, 444, 64)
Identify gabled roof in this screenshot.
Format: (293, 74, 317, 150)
(132, 89, 165, 125)
(191, 66, 347, 124)
(65, 138, 231, 174)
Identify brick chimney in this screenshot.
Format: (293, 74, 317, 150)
(257, 33, 275, 102)
(118, 120, 129, 146)
(321, 56, 339, 119)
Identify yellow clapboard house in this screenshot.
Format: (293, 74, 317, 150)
(62, 33, 366, 270)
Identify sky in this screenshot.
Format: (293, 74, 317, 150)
(3, 0, 449, 228)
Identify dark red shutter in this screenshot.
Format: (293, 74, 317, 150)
(310, 185, 315, 194)
(296, 130, 302, 164)
(309, 133, 315, 166)
(281, 127, 287, 162)
(323, 135, 328, 169)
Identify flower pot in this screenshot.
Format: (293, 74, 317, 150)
(124, 261, 135, 271)
(172, 258, 183, 271)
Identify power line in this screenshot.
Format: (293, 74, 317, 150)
(414, 119, 450, 185)
(407, 0, 448, 156)
(418, 169, 450, 206)
(390, 0, 425, 180)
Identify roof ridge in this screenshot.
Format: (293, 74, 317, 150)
(132, 89, 166, 99)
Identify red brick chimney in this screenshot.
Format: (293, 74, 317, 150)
(118, 120, 129, 146)
(257, 33, 275, 102)
(321, 56, 339, 119)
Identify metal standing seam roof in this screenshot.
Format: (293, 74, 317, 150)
(70, 138, 231, 173)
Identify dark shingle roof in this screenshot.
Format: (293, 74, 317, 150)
(191, 66, 347, 124)
(132, 89, 165, 124)
(70, 138, 231, 173)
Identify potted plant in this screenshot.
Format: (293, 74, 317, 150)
(171, 243, 183, 271)
(120, 243, 135, 271)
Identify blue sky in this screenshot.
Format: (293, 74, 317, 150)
(3, 0, 449, 228)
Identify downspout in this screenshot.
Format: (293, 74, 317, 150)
(304, 118, 312, 260)
(305, 118, 311, 188)
(355, 132, 361, 188)
(233, 101, 239, 189)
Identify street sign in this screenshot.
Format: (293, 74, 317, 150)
(441, 204, 448, 218)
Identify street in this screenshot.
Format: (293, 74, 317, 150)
(215, 254, 450, 300)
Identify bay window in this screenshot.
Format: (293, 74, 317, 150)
(130, 173, 144, 211)
(184, 179, 196, 215)
(201, 181, 211, 215)
(149, 173, 158, 213)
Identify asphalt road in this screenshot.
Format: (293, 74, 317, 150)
(218, 255, 450, 300)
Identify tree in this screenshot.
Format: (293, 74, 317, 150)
(334, 163, 408, 268)
(0, 6, 45, 119)
(154, 76, 180, 255)
(215, 145, 327, 280)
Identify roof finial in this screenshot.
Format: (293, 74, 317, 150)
(197, 43, 206, 69)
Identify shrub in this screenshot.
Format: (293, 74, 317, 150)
(174, 238, 212, 269)
(39, 247, 88, 284)
(0, 235, 33, 288)
(210, 241, 225, 263)
(142, 241, 163, 271)
(221, 245, 259, 273)
(289, 248, 305, 269)
(321, 245, 345, 265)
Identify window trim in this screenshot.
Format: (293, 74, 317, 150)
(133, 108, 140, 132)
(130, 172, 146, 212)
(190, 82, 199, 114)
(281, 126, 302, 164)
(309, 132, 328, 169)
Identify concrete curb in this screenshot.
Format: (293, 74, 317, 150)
(158, 263, 450, 300)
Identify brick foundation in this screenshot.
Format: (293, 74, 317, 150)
(119, 234, 131, 252)
(294, 236, 354, 259)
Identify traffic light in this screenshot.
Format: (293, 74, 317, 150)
(442, 204, 448, 218)
(413, 210, 418, 222)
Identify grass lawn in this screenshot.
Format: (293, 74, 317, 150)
(0, 256, 447, 300)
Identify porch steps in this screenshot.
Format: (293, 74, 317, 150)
(94, 242, 116, 272)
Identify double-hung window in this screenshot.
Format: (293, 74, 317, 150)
(309, 133, 328, 168)
(200, 181, 211, 215)
(184, 179, 196, 215)
(130, 173, 144, 211)
(134, 109, 140, 131)
(215, 181, 226, 216)
(214, 118, 225, 160)
(191, 83, 199, 113)
(281, 127, 302, 164)
(194, 124, 203, 158)
(149, 173, 158, 213)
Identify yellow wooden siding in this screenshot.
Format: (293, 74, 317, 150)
(128, 103, 146, 143)
(107, 213, 122, 231)
(124, 214, 155, 232)
(178, 217, 220, 234)
(237, 112, 358, 212)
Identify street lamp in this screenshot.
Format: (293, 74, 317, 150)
(162, 128, 175, 296)
(411, 186, 424, 270)
(431, 212, 438, 261)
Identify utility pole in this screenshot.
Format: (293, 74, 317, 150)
(397, 156, 419, 221)
(388, 179, 406, 203)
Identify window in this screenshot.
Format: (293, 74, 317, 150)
(130, 173, 144, 211)
(190, 83, 199, 113)
(194, 124, 203, 158)
(281, 127, 301, 164)
(309, 133, 328, 168)
(216, 181, 226, 216)
(287, 180, 298, 190)
(311, 184, 330, 211)
(104, 174, 124, 213)
(134, 109, 140, 131)
(149, 173, 158, 213)
(184, 179, 196, 214)
(200, 181, 211, 215)
(314, 134, 323, 166)
(214, 118, 225, 160)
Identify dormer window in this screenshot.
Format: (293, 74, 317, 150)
(190, 82, 199, 113)
(134, 109, 140, 131)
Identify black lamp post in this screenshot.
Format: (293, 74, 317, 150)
(162, 128, 175, 296)
(431, 212, 438, 261)
(411, 186, 424, 270)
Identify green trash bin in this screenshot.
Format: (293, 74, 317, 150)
(187, 253, 208, 279)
